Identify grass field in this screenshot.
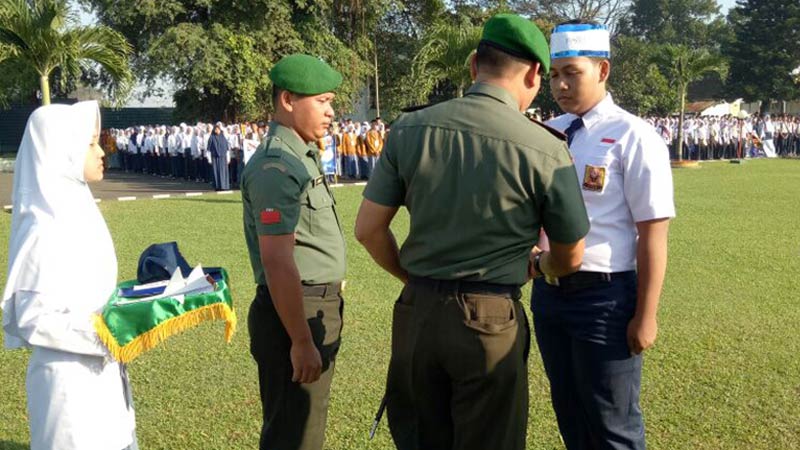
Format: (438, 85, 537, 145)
(1, 159, 799, 450)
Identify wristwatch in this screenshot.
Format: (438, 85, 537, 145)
(533, 253, 543, 277)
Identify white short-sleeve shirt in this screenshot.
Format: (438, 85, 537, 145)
(547, 94, 676, 272)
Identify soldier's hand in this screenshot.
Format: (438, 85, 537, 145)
(290, 341, 323, 384)
(528, 247, 543, 279)
(627, 315, 658, 355)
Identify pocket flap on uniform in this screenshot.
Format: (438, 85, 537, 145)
(307, 184, 333, 210)
(460, 293, 517, 334)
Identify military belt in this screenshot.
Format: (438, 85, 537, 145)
(544, 270, 635, 288)
(257, 281, 343, 298)
(301, 281, 343, 297)
(408, 276, 521, 300)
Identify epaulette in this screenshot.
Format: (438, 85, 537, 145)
(528, 118, 567, 142)
(401, 103, 435, 114)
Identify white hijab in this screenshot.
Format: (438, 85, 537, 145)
(2, 101, 117, 349)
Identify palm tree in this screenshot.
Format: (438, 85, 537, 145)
(410, 18, 482, 102)
(657, 44, 728, 161)
(0, 0, 133, 105)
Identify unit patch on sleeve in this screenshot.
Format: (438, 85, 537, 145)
(261, 209, 282, 224)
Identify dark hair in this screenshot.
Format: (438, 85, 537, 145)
(475, 42, 544, 76)
(272, 85, 312, 107)
(272, 85, 283, 106)
(558, 18, 593, 26)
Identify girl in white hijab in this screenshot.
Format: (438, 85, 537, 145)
(1, 101, 138, 450)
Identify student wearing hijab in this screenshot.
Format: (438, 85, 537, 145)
(143, 128, 155, 175)
(157, 126, 169, 176)
(1, 101, 138, 450)
(356, 121, 371, 179)
(199, 124, 212, 183)
(180, 124, 192, 180)
(190, 126, 202, 181)
(228, 125, 242, 188)
(207, 123, 231, 191)
(135, 126, 146, 173)
(126, 128, 137, 173)
(167, 126, 181, 178)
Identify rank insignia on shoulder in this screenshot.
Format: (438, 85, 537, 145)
(262, 162, 287, 173)
(261, 209, 281, 225)
(582, 164, 606, 192)
(529, 118, 567, 142)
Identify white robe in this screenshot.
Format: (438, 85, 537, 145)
(1, 101, 137, 450)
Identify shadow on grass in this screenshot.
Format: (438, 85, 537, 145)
(0, 440, 30, 450)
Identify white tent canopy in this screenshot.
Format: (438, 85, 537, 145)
(700, 99, 744, 117)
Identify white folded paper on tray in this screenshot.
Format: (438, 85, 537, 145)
(114, 265, 214, 306)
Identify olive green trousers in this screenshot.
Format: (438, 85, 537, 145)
(385, 278, 530, 450)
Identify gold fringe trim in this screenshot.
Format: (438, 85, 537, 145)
(94, 303, 237, 363)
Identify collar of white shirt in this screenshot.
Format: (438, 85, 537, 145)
(579, 93, 618, 131)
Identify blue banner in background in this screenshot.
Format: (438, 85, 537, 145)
(321, 135, 337, 175)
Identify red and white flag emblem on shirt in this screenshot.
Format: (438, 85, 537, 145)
(261, 209, 281, 225)
(601, 138, 616, 145)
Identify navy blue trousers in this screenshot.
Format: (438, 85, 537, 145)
(531, 272, 645, 450)
(357, 156, 371, 179)
(345, 155, 358, 178)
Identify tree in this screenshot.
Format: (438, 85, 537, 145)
(609, 36, 676, 116)
(374, 0, 446, 119)
(623, 0, 729, 48)
(725, 0, 800, 107)
(82, 0, 392, 120)
(407, 16, 482, 102)
(656, 44, 727, 160)
(510, 0, 631, 33)
(0, 0, 132, 105)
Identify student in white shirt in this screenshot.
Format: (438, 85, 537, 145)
(167, 126, 181, 178)
(531, 21, 675, 450)
(180, 124, 193, 180)
(2, 101, 138, 450)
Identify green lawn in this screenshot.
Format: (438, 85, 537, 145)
(1, 159, 799, 449)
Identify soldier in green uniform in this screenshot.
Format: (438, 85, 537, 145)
(241, 54, 346, 450)
(354, 14, 591, 450)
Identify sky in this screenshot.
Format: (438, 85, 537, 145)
(719, 0, 737, 13)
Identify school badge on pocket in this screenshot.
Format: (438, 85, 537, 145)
(582, 164, 606, 192)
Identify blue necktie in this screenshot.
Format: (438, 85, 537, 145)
(564, 117, 584, 147)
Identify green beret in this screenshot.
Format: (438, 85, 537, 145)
(480, 14, 551, 73)
(269, 54, 343, 95)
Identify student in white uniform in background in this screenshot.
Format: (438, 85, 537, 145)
(530, 20, 675, 450)
(167, 125, 181, 178)
(1, 101, 138, 450)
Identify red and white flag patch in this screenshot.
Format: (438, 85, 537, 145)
(261, 209, 281, 225)
(601, 138, 616, 144)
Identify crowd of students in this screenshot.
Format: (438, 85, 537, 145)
(99, 117, 388, 188)
(100, 122, 264, 190)
(642, 113, 800, 160)
(99, 110, 797, 194)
